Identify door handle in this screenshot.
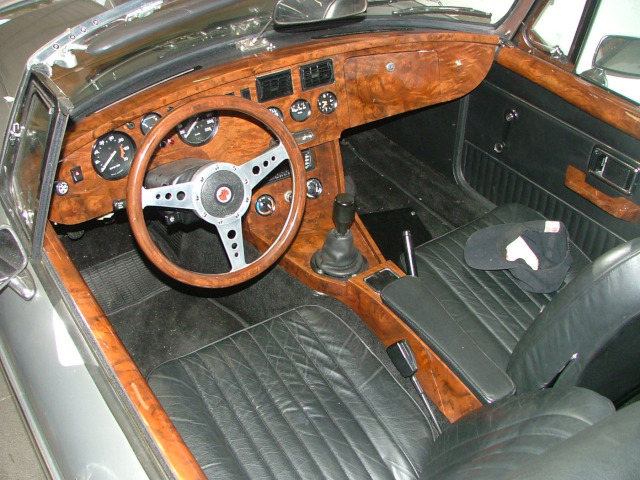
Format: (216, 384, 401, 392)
(494, 109, 518, 154)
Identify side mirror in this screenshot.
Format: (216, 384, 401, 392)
(593, 35, 640, 77)
(0, 226, 27, 293)
(273, 0, 367, 26)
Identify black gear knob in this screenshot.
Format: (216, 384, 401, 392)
(333, 193, 355, 235)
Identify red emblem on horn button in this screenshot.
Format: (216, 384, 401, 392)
(216, 186, 232, 203)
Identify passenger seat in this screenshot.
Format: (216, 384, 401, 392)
(382, 203, 640, 404)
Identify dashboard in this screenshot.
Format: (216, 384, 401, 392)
(49, 31, 499, 228)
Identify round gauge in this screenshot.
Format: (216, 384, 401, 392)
(255, 194, 276, 216)
(317, 91, 338, 115)
(176, 111, 219, 146)
(140, 112, 162, 135)
(290, 99, 312, 122)
(91, 131, 136, 181)
(268, 106, 284, 121)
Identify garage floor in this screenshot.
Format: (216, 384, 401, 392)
(0, 365, 47, 479)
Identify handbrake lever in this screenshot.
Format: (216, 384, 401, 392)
(402, 230, 418, 276)
(387, 339, 442, 436)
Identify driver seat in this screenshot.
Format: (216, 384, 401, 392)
(147, 305, 635, 480)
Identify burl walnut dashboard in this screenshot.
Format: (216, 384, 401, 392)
(49, 31, 498, 228)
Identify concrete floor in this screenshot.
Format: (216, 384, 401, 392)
(0, 365, 47, 479)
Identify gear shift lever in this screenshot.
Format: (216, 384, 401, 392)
(311, 193, 367, 279)
(333, 193, 356, 235)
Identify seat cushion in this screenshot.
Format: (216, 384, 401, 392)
(502, 400, 640, 480)
(149, 305, 615, 480)
(425, 387, 614, 480)
(413, 203, 590, 370)
(148, 305, 433, 480)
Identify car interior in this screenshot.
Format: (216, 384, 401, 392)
(31, 2, 640, 478)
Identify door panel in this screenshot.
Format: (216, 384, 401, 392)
(458, 60, 640, 259)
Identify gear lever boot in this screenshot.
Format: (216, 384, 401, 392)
(311, 193, 368, 278)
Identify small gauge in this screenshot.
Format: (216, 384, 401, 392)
(91, 131, 136, 181)
(290, 99, 312, 122)
(140, 112, 162, 135)
(255, 194, 276, 216)
(317, 91, 338, 115)
(176, 111, 219, 146)
(268, 106, 284, 121)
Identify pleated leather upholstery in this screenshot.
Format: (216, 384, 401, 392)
(148, 305, 616, 479)
(149, 305, 433, 480)
(423, 388, 614, 480)
(413, 204, 589, 370)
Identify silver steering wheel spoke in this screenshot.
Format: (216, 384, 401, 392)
(239, 142, 290, 189)
(141, 181, 198, 210)
(216, 218, 247, 271)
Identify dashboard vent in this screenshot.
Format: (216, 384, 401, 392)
(299, 59, 334, 91)
(255, 70, 294, 103)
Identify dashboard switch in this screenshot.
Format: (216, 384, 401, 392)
(70, 166, 84, 183)
(113, 199, 126, 211)
(293, 129, 315, 145)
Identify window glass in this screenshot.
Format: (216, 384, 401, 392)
(530, 0, 587, 58)
(575, 0, 640, 104)
(10, 89, 54, 236)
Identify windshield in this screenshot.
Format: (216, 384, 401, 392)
(30, 0, 516, 109)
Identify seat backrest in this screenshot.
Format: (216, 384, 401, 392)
(507, 237, 640, 403)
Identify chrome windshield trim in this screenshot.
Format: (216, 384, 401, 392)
(27, 0, 163, 73)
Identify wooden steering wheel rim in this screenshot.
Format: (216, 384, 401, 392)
(126, 95, 307, 288)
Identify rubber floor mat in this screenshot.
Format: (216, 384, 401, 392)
(359, 207, 431, 264)
(81, 250, 169, 316)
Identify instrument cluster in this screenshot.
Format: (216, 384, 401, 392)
(51, 57, 342, 227)
(90, 110, 220, 181)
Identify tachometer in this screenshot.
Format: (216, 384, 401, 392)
(91, 131, 136, 181)
(176, 111, 219, 146)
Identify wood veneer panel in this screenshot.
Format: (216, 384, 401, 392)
(52, 32, 498, 225)
(565, 165, 640, 222)
(346, 263, 482, 421)
(345, 42, 495, 127)
(43, 225, 206, 480)
(498, 46, 640, 141)
(345, 50, 440, 126)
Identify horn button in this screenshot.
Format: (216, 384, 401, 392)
(194, 163, 251, 223)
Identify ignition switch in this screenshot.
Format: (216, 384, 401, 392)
(306, 178, 323, 199)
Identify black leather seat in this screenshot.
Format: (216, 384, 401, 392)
(382, 203, 640, 404)
(148, 305, 627, 480)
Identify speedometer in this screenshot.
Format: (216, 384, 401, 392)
(91, 131, 136, 181)
(176, 111, 219, 146)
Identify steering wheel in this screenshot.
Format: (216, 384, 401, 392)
(126, 95, 306, 288)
